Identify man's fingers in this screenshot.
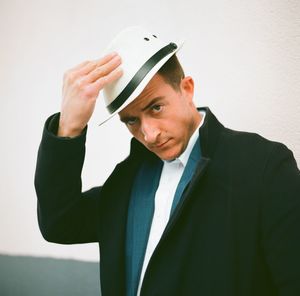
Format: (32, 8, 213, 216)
(87, 67, 123, 97)
(77, 52, 118, 76)
(98, 66, 123, 87)
(96, 52, 119, 67)
(85, 54, 122, 83)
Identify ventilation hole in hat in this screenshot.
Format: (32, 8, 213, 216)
(144, 37, 150, 41)
(153, 35, 157, 38)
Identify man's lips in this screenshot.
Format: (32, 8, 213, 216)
(153, 139, 171, 149)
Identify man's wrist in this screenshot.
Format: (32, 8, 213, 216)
(57, 126, 84, 138)
(47, 113, 87, 139)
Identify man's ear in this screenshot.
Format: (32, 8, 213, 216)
(180, 76, 194, 103)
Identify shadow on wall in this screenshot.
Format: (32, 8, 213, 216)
(0, 255, 101, 296)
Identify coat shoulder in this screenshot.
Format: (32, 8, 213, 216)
(221, 127, 293, 160)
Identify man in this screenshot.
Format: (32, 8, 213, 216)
(35, 27, 300, 295)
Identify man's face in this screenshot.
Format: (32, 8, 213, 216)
(118, 74, 200, 160)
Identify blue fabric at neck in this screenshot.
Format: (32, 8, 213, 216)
(170, 137, 201, 215)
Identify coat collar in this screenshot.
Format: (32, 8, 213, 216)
(198, 107, 224, 160)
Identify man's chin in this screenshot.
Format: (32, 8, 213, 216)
(154, 149, 181, 161)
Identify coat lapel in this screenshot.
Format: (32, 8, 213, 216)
(152, 107, 225, 243)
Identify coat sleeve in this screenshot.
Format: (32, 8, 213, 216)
(34, 113, 101, 244)
(261, 142, 300, 295)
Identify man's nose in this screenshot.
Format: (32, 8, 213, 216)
(141, 120, 160, 144)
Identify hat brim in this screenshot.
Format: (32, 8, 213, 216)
(98, 40, 184, 126)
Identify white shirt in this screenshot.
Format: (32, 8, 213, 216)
(137, 111, 206, 295)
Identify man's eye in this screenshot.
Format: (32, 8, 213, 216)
(126, 118, 137, 126)
(151, 104, 162, 112)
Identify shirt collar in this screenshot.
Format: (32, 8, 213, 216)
(165, 111, 206, 167)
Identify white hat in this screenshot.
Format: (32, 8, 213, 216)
(100, 26, 183, 125)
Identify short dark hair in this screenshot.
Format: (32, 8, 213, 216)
(157, 54, 185, 91)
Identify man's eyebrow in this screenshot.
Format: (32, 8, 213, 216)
(141, 96, 164, 111)
(119, 96, 164, 123)
(119, 115, 133, 123)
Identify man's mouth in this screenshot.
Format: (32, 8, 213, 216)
(154, 139, 170, 149)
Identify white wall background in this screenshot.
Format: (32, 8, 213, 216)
(0, 0, 299, 262)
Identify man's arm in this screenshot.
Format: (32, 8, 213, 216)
(35, 52, 123, 243)
(261, 143, 300, 295)
(35, 113, 102, 243)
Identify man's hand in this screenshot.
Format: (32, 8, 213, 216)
(58, 52, 122, 137)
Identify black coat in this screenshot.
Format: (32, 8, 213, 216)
(35, 108, 300, 296)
